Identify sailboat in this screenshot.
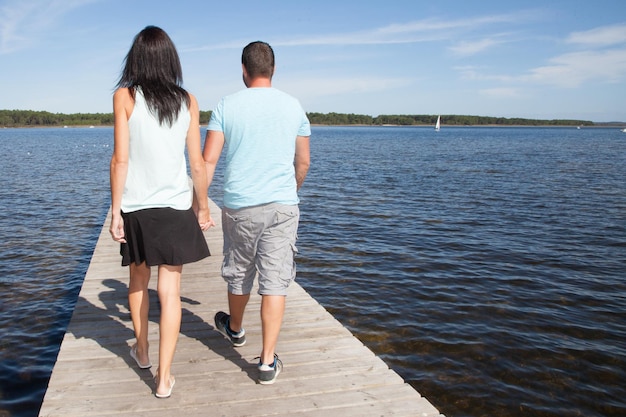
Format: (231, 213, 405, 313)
(434, 115, 441, 131)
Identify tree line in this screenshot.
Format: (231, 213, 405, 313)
(0, 110, 114, 127)
(0, 109, 594, 127)
(307, 112, 594, 126)
(0, 110, 216, 127)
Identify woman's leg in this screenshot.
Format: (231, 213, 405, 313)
(128, 262, 151, 366)
(155, 264, 182, 395)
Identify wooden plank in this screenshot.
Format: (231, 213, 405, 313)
(39, 200, 443, 417)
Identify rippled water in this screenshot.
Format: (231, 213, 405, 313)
(0, 128, 111, 416)
(1, 126, 625, 417)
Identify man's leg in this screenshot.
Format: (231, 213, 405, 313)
(227, 292, 250, 332)
(221, 206, 257, 336)
(260, 295, 286, 365)
(256, 204, 298, 367)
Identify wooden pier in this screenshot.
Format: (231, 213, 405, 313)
(39, 200, 442, 417)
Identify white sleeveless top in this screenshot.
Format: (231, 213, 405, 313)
(121, 89, 192, 213)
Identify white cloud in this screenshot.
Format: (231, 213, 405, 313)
(276, 76, 413, 98)
(479, 87, 522, 98)
(524, 48, 626, 87)
(455, 31, 626, 90)
(466, 48, 626, 90)
(566, 23, 626, 47)
(455, 65, 515, 83)
(190, 11, 538, 51)
(288, 13, 532, 47)
(376, 12, 531, 35)
(0, 2, 37, 53)
(0, 0, 97, 54)
(449, 38, 503, 56)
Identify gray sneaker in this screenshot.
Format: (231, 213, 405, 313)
(214, 311, 246, 347)
(258, 354, 282, 385)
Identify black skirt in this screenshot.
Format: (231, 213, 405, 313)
(120, 207, 210, 267)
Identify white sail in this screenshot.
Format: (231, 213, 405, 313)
(435, 115, 441, 131)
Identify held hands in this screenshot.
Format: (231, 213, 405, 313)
(109, 209, 213, 241)
(197, 208, 216, 231)
(109, 215, 127, 243)
(200, 216, 216, 231)
(192, 195, 215, 230)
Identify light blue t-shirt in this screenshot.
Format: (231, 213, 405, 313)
(207, 87, 311, 209)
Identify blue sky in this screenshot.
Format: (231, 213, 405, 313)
(1, 0, 625, 122)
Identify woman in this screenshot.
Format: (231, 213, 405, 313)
(109, 26, 214, 398)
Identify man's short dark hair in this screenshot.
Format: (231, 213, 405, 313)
(242, 41, 275, 79)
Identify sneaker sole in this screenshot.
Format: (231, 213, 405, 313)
(214, 312, 246, 347)
(258, 361, 282, 385)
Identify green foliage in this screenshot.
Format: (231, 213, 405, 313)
(0, 110, 209, 127)
(308, 113, 594, 126)
(199, 110, 212, 124)
(307, 112, 374, 125)
(0, 110, 113, 127)
(0, 109, 594, 128)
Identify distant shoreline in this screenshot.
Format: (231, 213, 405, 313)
(310, 124, 626, 128)
(3, 109, 624, 128)
(3, 124, 625, 130)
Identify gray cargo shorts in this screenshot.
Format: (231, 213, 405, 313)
(221, 202, 299, 296)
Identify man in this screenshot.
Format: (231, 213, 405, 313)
(203, 41, 311, 385)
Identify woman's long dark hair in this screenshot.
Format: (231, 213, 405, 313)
(116, 26, 189, 126)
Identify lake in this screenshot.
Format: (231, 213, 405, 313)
(0, 125, 625, 417)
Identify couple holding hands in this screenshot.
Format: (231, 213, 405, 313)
(109, 26, 310, 398)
